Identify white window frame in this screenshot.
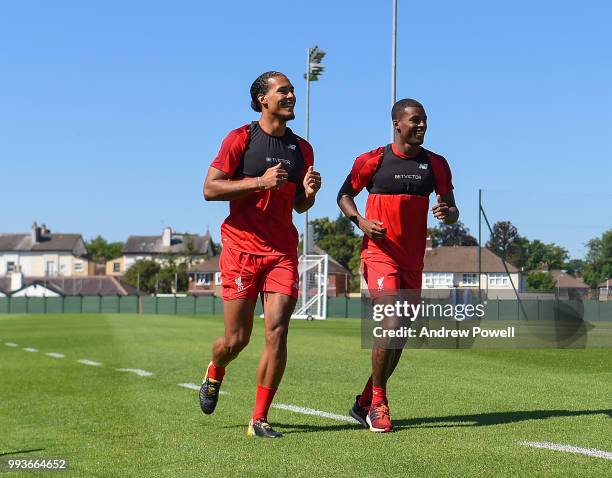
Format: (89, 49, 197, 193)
(488, 273, 509, 286)
(424, 272, 453, 287)
(196, 273, 212, 286)
(113, 262, 121, 273)
(6, 261, 15, 273)
(214, 272, 222, 285)
(46, 261, 56, 276)
(460, 273, 478, 286)
(74, 261, 83, 273)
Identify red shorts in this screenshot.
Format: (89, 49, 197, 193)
(219, 247, 299, 301)
(362, 254, 422, 299)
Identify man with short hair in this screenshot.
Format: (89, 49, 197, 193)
(338, 98, 458, 432)
(200, 71, 321, 438)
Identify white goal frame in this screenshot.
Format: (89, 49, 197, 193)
(292, 254, 328, 320)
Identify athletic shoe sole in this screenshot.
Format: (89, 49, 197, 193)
(366, 414, 393, 433)
(349, 406, 369, 428)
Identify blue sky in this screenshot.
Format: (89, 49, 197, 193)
(1, 0, 610, 259)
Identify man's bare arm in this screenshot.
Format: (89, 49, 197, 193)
(294, 166, 321, 213)
(337, 175, 387, 240)
(431, 191, 459, 224)
(203, 163, 288, 201)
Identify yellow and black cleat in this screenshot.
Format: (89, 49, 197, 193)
(199, 362, 222, 415)
(247, 419, 283, 438)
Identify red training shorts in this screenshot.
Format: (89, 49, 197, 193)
(219, 247, 299, 301)
(362, 253, 422, 299)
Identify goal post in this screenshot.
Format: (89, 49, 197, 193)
(293, 254, 328, 320)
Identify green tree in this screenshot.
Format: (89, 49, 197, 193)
(524, 240, 568, 271)
(123, 260, 160, 293)
(429, 221, 477, 247)
(310, 214, 363, 292)
(563, 259, 586, 277)
(156, 259, 189, 294)
(582, 230, 612, 287)
(311, 215, 361, 270)
(86, 236, 124, 261)
(486, 221, 529, 267)
(526, 271, 556, 291)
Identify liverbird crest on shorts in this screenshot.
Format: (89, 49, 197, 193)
(235, 276, 245, 291)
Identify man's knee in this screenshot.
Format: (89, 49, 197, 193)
(265, 324, 289, 349)
(225, 335, 250, 356)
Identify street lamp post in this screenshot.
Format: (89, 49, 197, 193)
(302, 45, 325, 311)
(391, 0, 397, 140)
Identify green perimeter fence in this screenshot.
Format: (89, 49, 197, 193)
(0, 296, 611, 321)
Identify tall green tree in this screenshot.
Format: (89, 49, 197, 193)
(311, 215, 361, 270)
(156, 258, 189, 293)
(123, 260, 160, 293)
(582, 230, 612, 287)
(486, 221, 529, 267)
(563, 259, 586, 277)
(86, 236, 124, 261)
(429, 221, 477, 247)
(524, 240, 568, 271)
(310, 214, 363, 291)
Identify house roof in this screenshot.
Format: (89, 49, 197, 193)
(124, 233, 212, 255)
(0, 233, 84, 253)
(423, 246, 519, 273)
(189, 255, 220, 273)
(599, 278, 612, 288)
(0, 276, 140, 296)
(548, 269, 589, 289)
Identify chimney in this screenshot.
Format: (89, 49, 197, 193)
(10, 271, 24, 292)
(31, 222, 41, 243)
(426, 236, 433, 251)
(40, 224, 50, 236)
(162, 227, 172, 247)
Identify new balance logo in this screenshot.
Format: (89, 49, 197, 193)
(288, 144, 297, 150)
(377, 276, 385, 291)
(418, 163, 428, 170)
(235, 276, 245, 292)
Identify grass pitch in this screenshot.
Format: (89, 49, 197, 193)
(1, 314, 611, 477)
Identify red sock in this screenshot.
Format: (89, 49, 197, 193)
(372, 386, 387, 404)
(252, 385, 277, 421)
(358, 377, 373, 407)
(207, 362, 225, 382)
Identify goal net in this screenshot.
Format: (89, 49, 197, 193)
(293, 254, 329, 320)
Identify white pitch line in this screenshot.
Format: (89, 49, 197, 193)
(5, 342, 18, 347)
(78, 359, 102, 367)
(177, 383, 354, 422)
(46, 352, 65, 358)
(177, 383, 227, 395)
(116, 368, 153, 377)
(520, 441, 612, 461)
(23, 347, 38, 353)
(272, 403, 358, 424)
